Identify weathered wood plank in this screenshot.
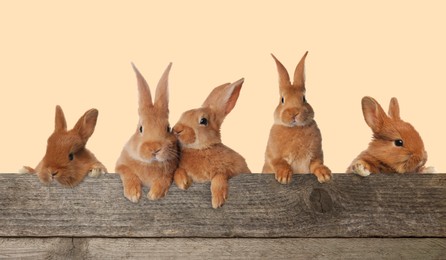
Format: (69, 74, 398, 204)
(0, 173, 445, 237)
(0, 238, 445, 259)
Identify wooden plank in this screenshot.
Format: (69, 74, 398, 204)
(0, 238, 445, 259)
(0, 173, 445, 237)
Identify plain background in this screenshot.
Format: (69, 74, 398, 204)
(0, 1, 444, 173)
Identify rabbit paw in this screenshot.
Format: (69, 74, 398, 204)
(148, 184, 169, 200)
(124, 184, 141, 203)
(211, 175, 228, 209)
(275, 166, 293, 184)
(88, 163, 107, 177)
(419, 166, 436, 174)
(351, 161, 371, 176)
(313, 165, 332, 183)
(174, 168, 192, 190)
(19, 166, 36, 174)
(212, 192, 227, 209)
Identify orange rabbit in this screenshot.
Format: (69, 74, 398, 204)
(21, 106, 107, 187)
(262, 52, 331, 184)
(347, 96, 436, 175)
(116, 63, 179, 202)
(173, 78, 251, 208)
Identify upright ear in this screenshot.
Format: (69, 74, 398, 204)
(55, 105, 67, 132)
(131, 63, 153, 114)
(202, 78, 244, 117)
(73, 109, 99, 142)
(361, 96, 387, 132)
(293, 51, 308, 88)
(388, 97, 401, 120)
(154, 62, 172, 112)
(271, 54, 291, 89)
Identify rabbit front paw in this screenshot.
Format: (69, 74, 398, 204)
(419, 166, 436, 174)
(124, 183, 141, 203)
(148, 182, 169, 200)
(275, 166, 293, 184)
(211, 175, 228, 209)
(351, 161, 371, 176)
(174, 168, 192, 190)
(313, 165, 332, 183)
(88, 163, 107, 177)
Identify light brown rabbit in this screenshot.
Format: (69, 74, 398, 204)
(115, 63, 179, 203)
(347, 96, 435, 175)
(262, 52, 331, 184)
(20, 106, 107, 187)
(172, 78, 251, 209)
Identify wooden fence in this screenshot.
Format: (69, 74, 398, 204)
(0, 173, 445, 259)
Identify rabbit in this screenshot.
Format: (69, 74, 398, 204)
(115, 63, 179, 203)
(20, 105, 107, 187)
(172, 78, 251, 209)
(262, 52, 332, 184)
(346, 96, 436, 175)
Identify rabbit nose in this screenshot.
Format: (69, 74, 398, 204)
(141, 142, 162, 158)
(173, 126, 183, 136)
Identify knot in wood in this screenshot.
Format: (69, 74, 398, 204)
(309, 188, 333, 213)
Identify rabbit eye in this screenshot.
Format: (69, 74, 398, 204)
(199, 118, 208, 126)
(303, 95, 307, 103)
(394, 139, 404, 147)
(281, 97, 285, 104)
(69, 153, 74, 161)
(139, 126, 143, 133)
(166, 125, 171, 133)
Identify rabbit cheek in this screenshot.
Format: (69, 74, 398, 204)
(175, 126, 196, 145)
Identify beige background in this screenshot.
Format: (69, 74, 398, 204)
(0, 1, 444, 173)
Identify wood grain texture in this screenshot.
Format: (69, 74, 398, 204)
(0, 238, 445, 259)
(0, 173, 445, 238)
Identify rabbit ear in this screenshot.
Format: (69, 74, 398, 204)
(271, 54, 291, 89)
(202, 78, 244, 117)
(131, 63, 153, 114)
(73, 109, 99, 142)
(388, 97, 401, 120)
(54, 105, 67, 132)
(293, 51, 308, 88)
(362, 97, 388, 132)
(154, 62, 172, 112)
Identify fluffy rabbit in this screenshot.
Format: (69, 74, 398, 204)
(262, 52, 331, 184)
(20, 106, 107, 187)
(172, 78, 251, 209)
(116, 63, 179, 203)
(347, 96, 435, 175)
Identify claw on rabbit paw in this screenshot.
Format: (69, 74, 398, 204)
(212, 193, 227, 209)
(148, 187, 168, 201)
(124, 187, 141, 203)
(275, 168, 293, 184)
(351, 161, 371, 177)
(314, 166, 332, 183)
(174, 169, 192, 190)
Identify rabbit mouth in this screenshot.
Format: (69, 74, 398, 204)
(289, 118, 311, 127)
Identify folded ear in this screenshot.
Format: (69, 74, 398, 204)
(202, 78, 244, 117)
(293, 51, 308, 88)
(362, 96, 387, 132)
(388, 97, 401, 120)
(131, 63, 153, 114)
(73, 109, 99, 142)
(54, 105, 67, 132)
(154, 62, 172, 112)
(271, 54, 291, 90)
